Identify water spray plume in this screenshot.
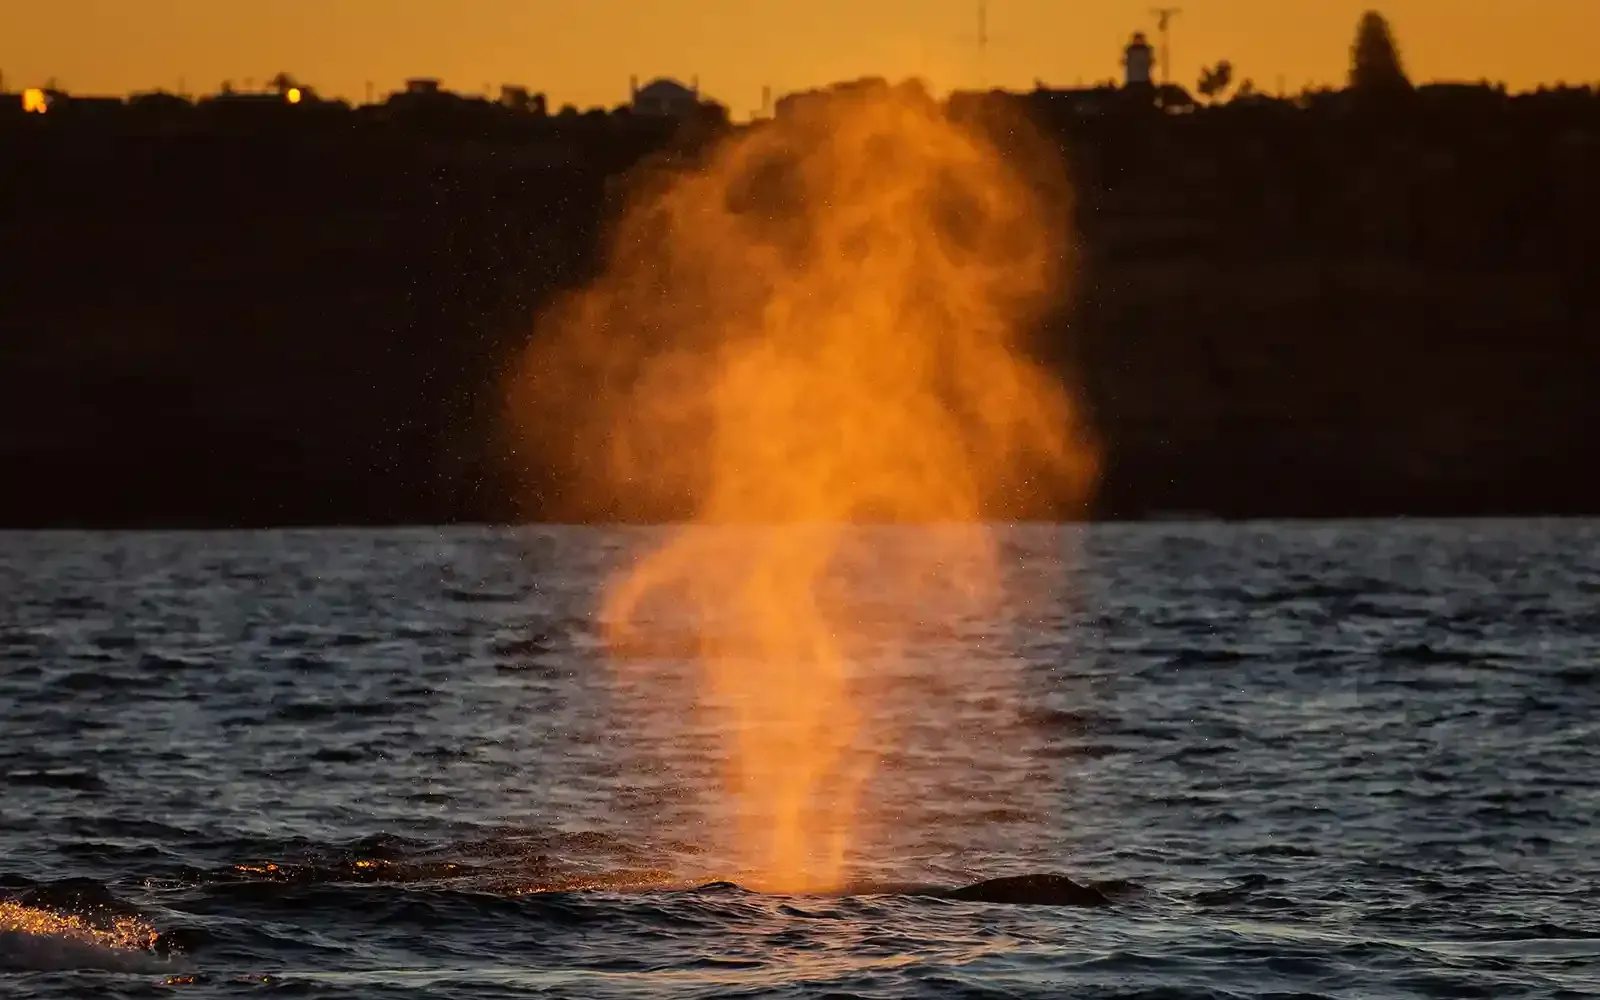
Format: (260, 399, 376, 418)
(506, 79, 1097, 893)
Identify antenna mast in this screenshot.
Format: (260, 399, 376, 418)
(977, 0, 989, 88)
(1150, 7, 1182, 87)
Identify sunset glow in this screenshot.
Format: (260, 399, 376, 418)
(4, 1, 1595, 114)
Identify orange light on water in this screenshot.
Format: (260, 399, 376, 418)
(507, 81, 1097, 893)
(22, 88, 48, 114)
(0, 900, 158, 952)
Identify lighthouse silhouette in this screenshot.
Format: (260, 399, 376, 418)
(1124, 32, 1155, 88)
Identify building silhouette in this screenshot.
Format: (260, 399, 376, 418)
(629, 76, 701, 116)
(1124, 32, 1155, 87)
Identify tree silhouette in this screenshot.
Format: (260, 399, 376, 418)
(268, 72, 298, 96)
(1349, 11, 1411, 94)
(1197, 61, 1234, 104)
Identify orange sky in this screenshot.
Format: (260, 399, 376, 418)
(3, 0, 1596, 114)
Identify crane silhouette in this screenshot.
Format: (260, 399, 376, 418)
(978, 0, 990, 88)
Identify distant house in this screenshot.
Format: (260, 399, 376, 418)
(202, 91, 289, 113)
(500, 85, 548, 115)
(128, 91, 192, 113)
(386, 77, 470, 114)
(124, 91, 194, 126)
(630, 76, 700, 116)
(1154, 83, 1197, 112)
(772, 89, 819, 120)
(1023, 77, 1193, 117)
(45, 92, 124, 119)
(62, 95, 123, 108)
(773, 78, 902, 120)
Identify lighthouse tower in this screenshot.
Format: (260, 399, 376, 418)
(1123, 32, 1155, 88)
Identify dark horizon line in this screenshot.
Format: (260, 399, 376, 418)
(4, 513, 1598, 535)
(7, 73, 1599, 110)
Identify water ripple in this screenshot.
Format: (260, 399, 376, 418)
(0, 521, 1597, 998)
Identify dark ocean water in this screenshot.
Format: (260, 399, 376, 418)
(1, 521, 1597, 999)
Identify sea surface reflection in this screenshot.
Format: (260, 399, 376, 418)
(1, 521, 1597, 998)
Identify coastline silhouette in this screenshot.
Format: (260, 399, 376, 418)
(3, 12, 1597, 528)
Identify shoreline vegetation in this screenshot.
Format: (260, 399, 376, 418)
(4, 51, 1598, 528)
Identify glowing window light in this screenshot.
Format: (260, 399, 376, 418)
(286, 87, 302, 105)
(22, 88, 48, 114)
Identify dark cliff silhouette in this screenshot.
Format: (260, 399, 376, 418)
(2, 69, 1598, 527)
